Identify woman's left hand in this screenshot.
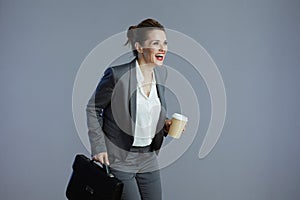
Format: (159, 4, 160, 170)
(164, 119, 186, 133)
(164, 119, 172, 132)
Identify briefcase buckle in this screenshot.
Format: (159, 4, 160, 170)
(85, 185, 94, 195)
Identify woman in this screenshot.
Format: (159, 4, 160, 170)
(86, 18, 172, 200)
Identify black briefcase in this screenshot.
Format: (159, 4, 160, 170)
(66, 154, 124, 200)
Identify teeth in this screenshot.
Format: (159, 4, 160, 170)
(156, 54, 164, 57)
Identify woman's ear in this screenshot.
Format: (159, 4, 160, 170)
(135, 42, 143, 54)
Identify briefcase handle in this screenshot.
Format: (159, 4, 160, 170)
(103, 164, 115, 178)
(90, 160, 115, 178)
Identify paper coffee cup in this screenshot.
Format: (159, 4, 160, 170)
(168, 113, 188, 139)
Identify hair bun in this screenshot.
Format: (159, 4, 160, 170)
(128, 25, 137, 30)
(126, 25, 137, 46)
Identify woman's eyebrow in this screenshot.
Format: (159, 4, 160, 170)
(150, 39, 167, 42)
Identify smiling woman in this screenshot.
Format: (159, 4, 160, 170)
(125, 19, 168, 61)
(135, 31, 167, 66)
(86, 18, 177, 200)
(125, 19, 168, 98)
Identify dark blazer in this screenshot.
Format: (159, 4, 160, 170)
(86, 59, 168, 161)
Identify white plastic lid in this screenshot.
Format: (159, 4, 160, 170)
(172, 113, 188, 121)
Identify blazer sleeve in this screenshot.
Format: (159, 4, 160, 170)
(86, 67, 115, 156)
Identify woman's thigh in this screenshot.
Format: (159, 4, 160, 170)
(110, 169, 141, 200)
(136, 170, 162, 200)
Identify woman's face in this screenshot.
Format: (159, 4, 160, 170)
(137, 29, 168, 66)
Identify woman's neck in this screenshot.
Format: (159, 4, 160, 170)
(137, 58, 155, 81)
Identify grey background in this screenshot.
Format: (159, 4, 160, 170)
(1, 0, 300, 199)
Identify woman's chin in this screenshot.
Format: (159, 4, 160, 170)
(142, 60, 164, 67)
(152, 59, 164, 66)
(155, 61, 164, 66)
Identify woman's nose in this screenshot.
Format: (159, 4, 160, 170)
(159, 44, 167, 52)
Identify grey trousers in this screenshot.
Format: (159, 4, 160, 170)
(110, 169, 162, 200)
(109, 148, 162, 200)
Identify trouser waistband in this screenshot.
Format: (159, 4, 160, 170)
(130, 145, 152, 153)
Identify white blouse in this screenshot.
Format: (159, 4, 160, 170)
(132, 61, 161, 147)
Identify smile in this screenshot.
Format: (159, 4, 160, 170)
(155, 53, 165, 61)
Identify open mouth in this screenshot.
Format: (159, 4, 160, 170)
(155, 53, 165, 61)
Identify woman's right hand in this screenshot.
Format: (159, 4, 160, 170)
(92, 152, 110, 165)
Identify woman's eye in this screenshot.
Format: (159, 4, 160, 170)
(164, 41, 168, 45)
(153, 42, 159, 45)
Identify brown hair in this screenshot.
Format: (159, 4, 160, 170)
(125, 18, 165, 57)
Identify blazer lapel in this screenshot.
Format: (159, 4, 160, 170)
(129, 59, 137, 124)
(154, 66, 167, 110)
(154, 66, 168, 133)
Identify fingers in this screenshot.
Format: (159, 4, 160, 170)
(103, 153, 110, 165)
(93, 152, 110, 165)
(164, 119, 172, 132)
